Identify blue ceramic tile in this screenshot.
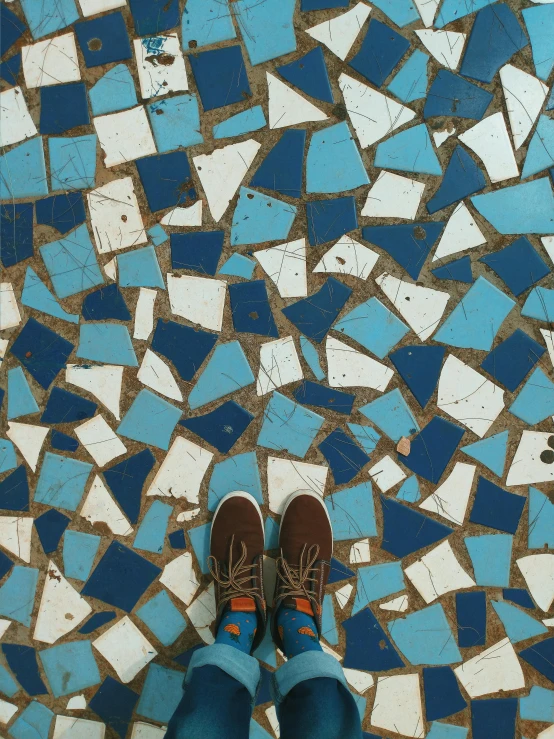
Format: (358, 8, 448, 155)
(232, 188, 297, 246)
(152, 319, 218, 380)
(374, 123, 442, 175)
(213, 107, 267, 139)
(0, 551, 13, 581)
(381, 496, 453, 558)
(147, 95, 203, 152)
(461, 431, 509, 478)
(181, 400, 254, 454)
(168, 530, 186, 549)
(520, 686, 554, 721)
(188, 522, 211, 574)
(22, 267, 80, 324)
(34, 453, 93, 511)
(302, 0, 349, 7)
(0, 663, 19, 697)
(277, 47, 333, 104)
(137, 590, 187, 646)
(522, 5, 554, 81)
(49, 134, 97, 191)
(294, 381, 355, 415)
(8, 700, 54, 739)
(229, 280, 279, 337)
(362, 222, 444, 279)
(35, 192, 86, 235)
(0, 138, 48, 200)
(371, 0, 419, 26)
(426, 724, 468, 739)
(234, 0, 296, 66)
(520, 637, 554, 684)
(41, 387, 97, 424)
(250, 130, 306, 199)
(7, 367, 39, 420)
(306, 121, 369, 194)
(491, 600, 547, 643)
(51, 430, 78, 452)
(350, 19, 410, 87)
(189, 341, 255, 410)
(89, 676, 138, 739)
(117, 389, 182, 450)
(389, 345, 445, 408)
(257, 391, 324, 457)
(181, 0, 236, 49)
(359, 388, 419, 442)
(136, 152, 196, 213)
(34, 509, 70, 554)
(427, 145, 486, 214)
(321, 594, 339, 645)
(89, 64, 138, 115)
(82, 284, 131, 321)
(79, 612, 117, 634)
(456, 591, 487, 647)
(128, 0, 179, 34)
(528, 486, 554, 549)
(189, 46, 251, 111)
(208, 451, 262, 511)
(396, 475, 421, 502)
(352, 561, 404, 614)
(328, 557, 356, 584)
(522, 115, 554, 179)
(318, 427, 370, 485)
(283, 277, 352, 343)
(334, 296, 408, 358)
(148, 224, 168, 246)
(133, 500, 173, 554)
(425, 71, 493, 121)
(435, 0, 496, 28)
(76, 322, 137, 367)
(469, 476, 526, 534)
(0, 465, 29, 511)
(471, 698, 517, 739)
(63, 530, 101, 581)
(117, 246, 165, 289)
(218, 253, 257, 279)
(299, 336, 325, 380)
(481, 329, 545, 391)
(400, 416, 465, 483)
(1, 203, 34, 267)
(509, 367, 554, 425)
(40, 641, 100, 697)
(39, 83, 89, 134)
(103, 449, 156, 524)
(253, 630, 277, 669)
(347, 424, 381, 456)
(0, 3, 26, 53)
(2, 644, 47, 696)
(19, 0, 77, 39)
(136, 663, 184, 723)
(503, 588, 536, 610)
(0, 439, 16, 475)
(471, 177, 554, 235)
(75, 12, 132, 67)
(389, 604, 461, 664)
(423, 667, 467, 721)
(265, 517, 280, 550)
(305, 197, 358, 246)
(40, 224, 104, 299)
(0, 52, 21, 85)
(171, 231, 224, 276)
(387, 50, 429, 102)
(343, 607, 404, 672)
(465, 534, 513, 587)
(324, 478, 377, 541)
(480, 237, 550, 297)
(522, 286, 554, 321)
(431, 255, 473, 283)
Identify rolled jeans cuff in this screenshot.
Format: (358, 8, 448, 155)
(185, 644, 261, 701)
(271, 651, 349, 706)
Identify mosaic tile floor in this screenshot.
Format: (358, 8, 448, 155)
(1, 0, 554, 736)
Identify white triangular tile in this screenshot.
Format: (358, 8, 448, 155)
(6, 422, 48, 472)
(432, 202, 486, 262)
(138, 349, 183, 401)
(80, 475, 133, 536)
(305, 2, 371, 60)
(267, 72, 328, 129)
(66, 364, 123, 420)
(500, 64, 548, 150)
(255, 239, 307, 298)
(34, 561, 92, 644)
(415, 29, 466, 70)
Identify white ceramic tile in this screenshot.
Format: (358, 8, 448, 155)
(0, 620, 11, 640)
(34, 561, 92, 644)
(131, 724, 167, 739)
(0, 339, 9, 367)
(404, 540, 475, 603)
(313, 236, 379, 280)
(362, 171, 425, 219)
(415, 29, 466, 70)
(93, 616, 156, 683)
(517, 554, 554, 611)
(193, 140, 261, 222)
(326, 336, 393, 392)
(134, 34, 188, 99)
(541, 236, 554, 265)
(22, 34, 81, 88)
(53, 716, 106, 739)
(255, 239, 307, 298)
(343, 668, 374, 694)
(506, 431, 554, 486)
(380, 594, 409, 612)
(167, 274, 226, 331)
(305, 2, 371, 60)
(66, 696, 87, 710)
(0, 283, 21, 330)
(134, 289, 157, 341)
(75, 415, 127, 467)
(78, 0, 126, 15)
(321, 642, 342, 661)
(454, 638, 525, 697)
(371, 674, 424, 738)
(94, 106, 156, 168)
(432, 202, 486, 261)
(0, 516, 33, 563)
(339, 73, 416, 149)
(432, 125, 456, 147)
(160, 201, 202, 227)
(0, 87, 37, 147)
(458, 112, 518, 183)
(541, 328, 554, 370)
(543, 618, 554, 627)
(257, 336, 303, 396)
(176, 508, 200, 522)
(66, 364, 123, 420)
(104, 257, 117, 281)
(80, 475, 133, 536)
(267, 72, 328, 129)
(265, 705, 280, 737)
(419, 462, 476, 525)
(335, 583, 354, 609)
(160, 551, 201, 606)
(437, 355, 504, 438)
(6, 422, 48, 472)
(186, 583, 217, 644)
(267, 457, 328, 514)
(0, 698, 18, 724)
(413, 0, 440, 25)
(538, 726, 554, 739)
(350, 539, 371, 564)
(500, 64, 548, 150)
(138, 349, 183, 402)
(377, 272, 450, 341)
(368, 455, 406, 492)
(147, 436, 213, 503)
(88, 177, 147, 254)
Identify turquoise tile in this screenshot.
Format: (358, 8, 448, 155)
(0, 438, 17, 474)
(21, 267, 80, 324)
(137, 590, 187, 646)
(387, 50, 429, 102)
(0, 567, 39, 627)
(218, 253, 257, 279)
(117, 389, 182, 450)
(214, 106, 267, 139)
(76, 323, 138, 366)
(389, 604, 461, 664)
(465, 534, 513, 587)
(147, 94, 203, 152)
(133, 500, 173, 554)
(117, 245, 165, 289)
(257, 391, 324, 458)
(34, 453, 93, 511)
(334, 297, 409, 359)
(188, 522, 211, 574)
(136, 663, 184, 723)
(208, 451, 262, 511)
(306, 121, 369, 194)
(325, 482, 377, 540)
(181, 0, 236, 49)
(231, 188, 297, 246)
(89, 64, 138, 116)
(352, 561, 405, 614)
(189, 341, 255, 410)
(40, 224, 104, 299)
(0, 137, 48, 200)
(49, 134, 97, 191)
(62, 530, 101, 581)
(7, 700, 54, 739)
(40, 641, 100, 697)
(359, 388, 419, 442)
(321, 594, 339, 645)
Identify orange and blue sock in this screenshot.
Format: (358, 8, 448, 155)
(216, 603, 257, 654)
(277, 604, 323, 659)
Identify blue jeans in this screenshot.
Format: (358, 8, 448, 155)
(164, 644, 363, 739)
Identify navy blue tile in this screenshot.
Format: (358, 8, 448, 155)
(168, 530, 186, 549)
(0, 387, 3, 413)
(343, 607, 404, 672)
(319, 428, 370, 485)
(401, 416, 465, 483)
(10, 318, 74, 389)
(469, 476, 526, 534)
(427, 145, 486, 214)
(0, 550, 13, 581)
(294, 381, 355, 415)
(171, 231, 224, 276)
(79, 611, 117, 634)
(189, 46, 251, 112)
(35, 192, 86, 235)
(136, 151, 196, 213)
(128, 0, 179, 35)
(152, 319, 218, 381)
(423, 666, 467, 721)
(180, 401, 254, 454)
(389, 346, 445, 409)
(82, 542, 161, 612)
(0, 52, 21, 86)
(471, 698, 517, 739)
(34, 509, 71, 554)
(255, 666, 273, 706)
(328, 557, 356, 584)
(456, 591, 487, 647)
(2, 645, 48, 696)
(460, 3, 527, 83)
(350, 19, 410, 87)
(431, 255, 473, 283)
(424, 71, 493, 120)
(1, 204, 33, 268)
(51, 430, 79, 452)
(503, 588, 535, 610)
(520, 637, 554, 683)
(277, 48, 333, 104)
(0, 465, 29, 511)
(381, 496, 453, 558)
(173, 644, 205, 667)
(301, 0, 349, 8)
(75, 12, 132, 68)
(40, 83, 89, 134)
(306, 197, 358, 246)
(82, 284, 131, 322)
(362, 222, 444, 280)
(229, 280, 279, 338)
(103, 449, 156, 524)
(41, 387, 97, 424)
(89, 676, 139, 739)
(250, 130, 306, 199)
(480, 329, 545, 391)
(282, 277, 352, 343)
(480, 237, 550, 297)
(0, 4, 26, 56)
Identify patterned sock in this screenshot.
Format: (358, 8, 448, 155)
(276, 606, 323, 659)
(215, 606, 258, 654)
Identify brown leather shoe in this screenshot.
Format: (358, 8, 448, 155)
(272, 490, 333, 652)
(209, 492, 267, 652)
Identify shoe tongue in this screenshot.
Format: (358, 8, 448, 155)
(229, 596, 256, 612)
(282, 596, 314, 616)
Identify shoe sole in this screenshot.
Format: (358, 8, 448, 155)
(210, 491, 265, 548)
(280, 489, 334, 554)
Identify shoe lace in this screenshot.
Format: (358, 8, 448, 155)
(276, 543, 320, 601)
(208, 535, 259, 608)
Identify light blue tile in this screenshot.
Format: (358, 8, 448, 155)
(299, 335, 325, 381)
(528, 486, 554, 549)
(352, 561, 405, 614)
(137, 590, 187, 646)
(21, 267, 80, 324)
(34, 453, 93, 511)
(334, 297, 409, 359)
(0, 137, 48, 200)
(234, 0, 296, 65)
(40, 641, 100, 698)
(40, 224, 104, 299)
(49, 134, 97, 191)
(347, 424, 381, 456)
(434, 276, 515, 351)
(396, 475, 421, 503)
(0, 567, 39, 627)
(257, 391, 325, 458)
(63, 530, 101, 581)
(321, 594, 339, 645)
(7, 366, 39, 420)
(461, 431, 508, 478)
(325, 482, 377, 540)
(208, 451, 262, 511)
(188, 522, 211, 575)
(435, 0, 493, 28)
(7, 700, 54, 739)
(353, 693, 366, 720)
(465, 534, 513, 587)
(218, 253, 256, 278)
(471, 177, 554, 235)
(250, 719, 274, 738)
(189, 341, 255, 410)
(374, 124, 442, 175)
(231, 188, 297, 246)
(133, 500, 173, 554)
(509, 367, 554, 424)
(522, 115, 554, 179)
(388, 603, 461, 664)
(387, 50, 429, 103)
(117, 245, 165, 289)
(306, 121, 369, 194)
(147, 94, 203, 152)
(491, 600, 547, 643)
(264, 517, 279, 550)
(136, 663, 184, 723)
(76, 323, 138, 366)
(89, 64, 138, 116)
(520, 685, 554, 722)
(181, 0, 236, 49)
(20, 0, 78, 39)
(0, 663, 19, 697)
(359, 388, 419, 442)
(253, 625, 277, 667)
(148, 224, 168, 246)
(0, 439, 17, 474)
(522, 286, 554, 321)
(522, 5, 554, 81)
(214, 106, 267, 139)
(426, 723, 468, 739)
(117, 389, 182, 450)
(372, 0, 420, 26)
